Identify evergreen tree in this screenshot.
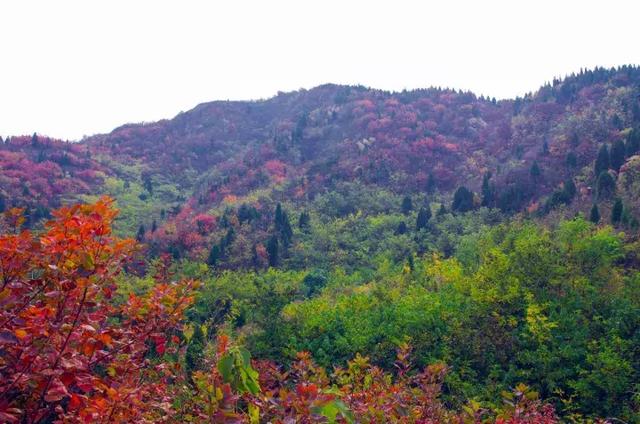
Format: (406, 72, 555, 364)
(401, 196, 413, 215)
(267, 235, 279, 267)
(589, 204, 600, 224)
(207, 244, 221, 267)
(298, 211, 311, 231)
(452, 186, 474, 213)
(610, 139, 626, 171)
(136, 224, 145, 242)
(395, 221, 407, 235)
(151, 219, 157, 233)
(611, 198, 623, 225)
(562, 178, 576, 202)
(437, 203, 447, 216)
(565, 152, 577, 168)
(0, 195, 5, 213)
(481, 172, 494, 207)
(530, 161, 541, 181)
(416, 207, 431, 231)
(426, 173, 436, 193)
(274, 203, 293, 247)
(185, 324, 205, 374)
(594, 144, 610, 176)
(596, 171, 616, 199)
(542, 139, 549, 155)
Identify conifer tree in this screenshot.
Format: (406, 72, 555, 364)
(416, 207, 431, 230)
(401, 196, 413, 215)
(267, 235, 279, 267)
(207, 244, 221, 267)
(136, 224, 146, 241)
(610, 139, 626, 171)
(481, 172, 494, 207)
(594, 144, 610, 176)
(452, 186, 474, 213)
(590, 204, 600, 224)
(611, 198, 623, 225)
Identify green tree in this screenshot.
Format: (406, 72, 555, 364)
(395, 221, 408, 235)
(565, 152, 578, 168)
(426, 173, 436, 193)
(452, 186, 474, 213)
(611, 198, 623, 225)
(530, 160, 541, 181)
(298, 211, 311, 231)
(267, 235, 279, 267)
(589, 204, 600, 224)
(136, 224, 145, 241)
(185, 324, 205, 374)
(596, 171, 616, 199)
(207, 244, 221, 267)
(610, 139, 626, 171)
(437, 203, 447, 216)
(401, 196, 413, 215)
(594, 144, 610, 176)
(481, 172, 494, 207)
(416, 207, 431, 231)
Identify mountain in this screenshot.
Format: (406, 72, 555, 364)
(2, 65, 640, 262)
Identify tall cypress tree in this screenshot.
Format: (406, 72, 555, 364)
(589, 204, 600, 224)
(267, 235, 279, 267)
(594, 144, 610, 176)
(416, 207, 431, 231)
(185, 325, 205, 374)
(610, 139, 626, 171)
(136, 224, 145, 242)
(611, 198, 623, 225)
(401, 196, 413, 215)
(481, 172, 494, 207)
(530, 161, 541, 182)
(426, 173, 436, 193)
(207, 244, 221, 267)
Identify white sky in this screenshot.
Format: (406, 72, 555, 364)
(1, 0, 639, 141)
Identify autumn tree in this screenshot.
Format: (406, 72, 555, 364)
(0, 197, 196, 423)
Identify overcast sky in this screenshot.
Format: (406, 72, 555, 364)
(1, 0, 639, 141)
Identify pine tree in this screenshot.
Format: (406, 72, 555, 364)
(481, 172, 494, 207)
(542, 139, 549, 155)
(452, 186, 474, 213)
(298, 211, 310, 231)
(530, 161, 541, 181)
(565, 152, 578, 168)
(151, 219, 157, 233)
(589, 204, 600, 224)
(610, 139, 626, 171)
(395, 221, 407, 235)
(267, 235, 279, 267)
(207, 244, 221, 267)
(426, 173, 436, 193)
(416, 207, 431, 230)
(594, 144, 610, 176)
(562, 178, 576, 202)
(136, 224, 145, 242)
(611, 198, 623, 225)
(626, 128, 640, 156)
(437, 204, 447, 216)
(596, 171, 616, 199)
(401, 196, 413, 215)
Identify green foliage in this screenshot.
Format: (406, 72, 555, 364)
(452, 186, 474, 213)
(594, 144, 610, 176)
(611, 198, 623, 225)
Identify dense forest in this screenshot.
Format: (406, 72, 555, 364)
(2, 66, 640, 422)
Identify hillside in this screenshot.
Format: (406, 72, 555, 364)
(3, 66, 640, 421)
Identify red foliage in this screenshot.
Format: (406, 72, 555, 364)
(0, 197, 196, 423)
